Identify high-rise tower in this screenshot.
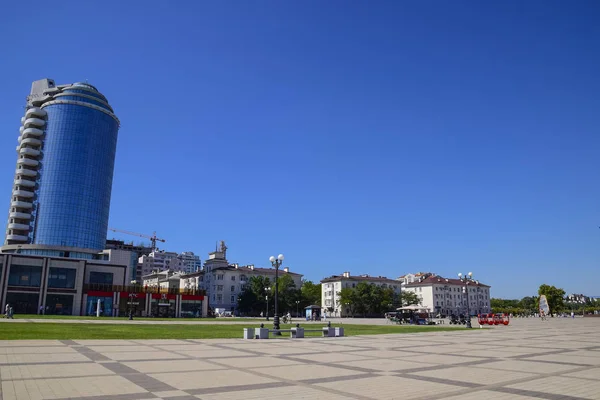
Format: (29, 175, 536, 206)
(3, 79, 120, 258)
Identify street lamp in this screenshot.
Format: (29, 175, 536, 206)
(269, 253, 284, 334)
(458, 272, 474, 328)
(295, 300, 300, 318)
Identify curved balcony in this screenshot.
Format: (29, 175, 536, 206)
(15, 179, 36, 188)
(8, 223, 30, 231)
(21, 117, 26, 124)
(23, 117, 45, 128)
(13, 189, 34, 198)
(17, 158, 39, 167)
(11, 200, 33, 209)
(9, 212, 32, 220)
(18, 138, 42, 149)
(21, 127, 43, 139)
(19, 126, 24, 134)
(6, 234, 28, 242)
(16, 168, 37, 177)
(19, 147, 40, 157)
(25, 107, 47, 119)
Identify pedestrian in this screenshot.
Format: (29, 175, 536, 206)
(8, 306, 14, 319)
(39, 305, 44, 315)
(4, 304, 9, 319)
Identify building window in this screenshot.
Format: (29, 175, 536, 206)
(230, 285, 235, 292)
(8, 265, 42, 287)
(89, 271, 113, 284)
(231, 295, 235, 303)
(217, 285, 223, 291)
(48, 268, 76, 289)
(231, 276, 235, 281)
(217, 294, 223, 302)
(217, 275, 224, 280)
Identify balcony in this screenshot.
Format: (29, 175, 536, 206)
(16, 168, 37, 177)
(19, 147, 40, 157)
(15, 179, 35, 188)
(6, 234, 28, 241)
(18, 138, 42, 149)
(25, 107, 47, 119)
(11, 200, 33, 209)
(21, 127, 43, 139)
(17, 158, 39, 167)
(8, 223, 30, 231)
(9, 212, 31, 220)
(13, 189, 34, 198)
(23, 117, 45, 128)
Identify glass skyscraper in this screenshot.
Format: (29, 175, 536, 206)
(3, 79, 120, 258)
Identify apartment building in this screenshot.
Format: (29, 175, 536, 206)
(320, 272, 402, 317)
(403, 274, 491, 316)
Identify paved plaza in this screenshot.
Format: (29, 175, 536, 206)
(0, 318, 599, 400)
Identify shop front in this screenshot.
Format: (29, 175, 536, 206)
(118, 292, 146, 317)
(180, 294, 205, 318)
(150, 293, 176, 317)
(85, 291, 114, 316)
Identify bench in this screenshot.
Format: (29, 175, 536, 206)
(243, 326, 344, 339)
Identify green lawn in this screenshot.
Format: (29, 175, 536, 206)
(0, 322, 462, 340)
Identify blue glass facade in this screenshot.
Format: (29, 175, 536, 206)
(31, 85, 119, 251)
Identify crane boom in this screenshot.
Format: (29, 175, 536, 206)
(108, 227, 166, 252)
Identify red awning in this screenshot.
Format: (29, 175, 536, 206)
(182, 295, 204, 301)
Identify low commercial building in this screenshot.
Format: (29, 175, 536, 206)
(403, 274, 491, 316)
(0, 253, 206, 317)
(321, 271, 402, 317)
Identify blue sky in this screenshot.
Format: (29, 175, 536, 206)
(1, 1, 599, 298)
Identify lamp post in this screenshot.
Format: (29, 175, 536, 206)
(295, 300, 300, 318)
(269, 254, 284, 334)
(458, 272, 474, 328)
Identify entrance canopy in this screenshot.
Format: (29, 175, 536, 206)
(396, 305, 429, 311)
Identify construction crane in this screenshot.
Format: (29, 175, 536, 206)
(108, 228, 166, 252)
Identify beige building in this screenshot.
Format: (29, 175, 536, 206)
(321, 272, 402, 317)
(403, 274, 491, 316)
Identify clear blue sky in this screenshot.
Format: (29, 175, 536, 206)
(1, 1, 599, 299)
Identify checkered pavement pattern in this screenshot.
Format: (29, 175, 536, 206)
(1, 318, 599, 399)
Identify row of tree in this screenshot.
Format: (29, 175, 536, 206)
(236, 276, 321, 317)
(491, 284, 599, 315)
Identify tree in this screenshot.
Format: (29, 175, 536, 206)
(538, 284, 566, 315)
(300, 280, 321, 306)
(237, 288, 259, 315)
(337, 287, 357, 316)
(400, 291, 420, 307)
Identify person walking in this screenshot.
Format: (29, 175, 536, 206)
(4, 304, 9, 319)
(8, 306, 14, 319)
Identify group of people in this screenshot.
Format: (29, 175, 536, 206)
(4, 304, 14, 319)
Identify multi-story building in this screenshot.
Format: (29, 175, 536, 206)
(321, 272, 402, 317)
(403, 274, 491, 316)
(105, 239, 152, 281)
(397, 272, 433, 286)
(3, 79, 120, 259)
(180, 241, 303, 314)
(138, 250, 201, 277)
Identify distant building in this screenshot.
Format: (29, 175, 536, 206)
(566, 294, 589, 304)
(403, 274, 491, 316)
(320, 271, 401, 317)
(397, 272, 433, 286)
(104, 239, 152, 282)
(138, 250, 201, 277)
(181, 241, 303, 315)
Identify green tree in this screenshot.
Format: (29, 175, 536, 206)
(400, 291, 420, 307)
(337, 287, 357, 316)
(237, 288, 259, 315)
(538, 284, 566, 315)
(300, 280, 321, 306)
